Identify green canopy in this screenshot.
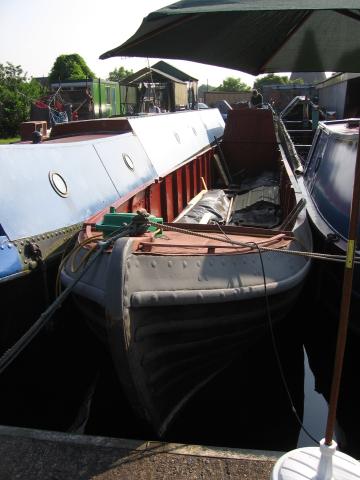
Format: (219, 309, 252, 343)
(100, 1, 360, 75)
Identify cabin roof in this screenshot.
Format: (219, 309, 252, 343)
(322, 119, 359, 137)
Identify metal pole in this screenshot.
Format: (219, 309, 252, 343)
(98, 78, 102, 118)
(324, 126, 360, 446)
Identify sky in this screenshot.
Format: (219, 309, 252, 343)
(0, 0, 259, 88)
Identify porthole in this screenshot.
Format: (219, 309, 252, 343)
(49, 171, 68, 197)
(192, 127, 197, 136)
(123, 153, 135, 171)
(174, 132, 181, 144)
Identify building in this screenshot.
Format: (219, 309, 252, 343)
(290, 72, 326, 84)
(31, 62, 199, 123)
(31, 78, 123, 125)
(120, 61, 198, 113)
(258, 73, 326, 113)
(315, 73, 360, 118)
(261, 83, 316, 112)
(50, 79, 121, 119)
(204, 91, 251, 107)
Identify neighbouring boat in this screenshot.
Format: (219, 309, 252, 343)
(277, 95, 319, 173)
(61, 107, 312, 436)
(0, 110, 224, 285)
(0, 109, 223, 353)
(297, 118, 360, 335)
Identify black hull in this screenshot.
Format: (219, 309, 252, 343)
(74, 283, 303, 437)
(308, 223, 360, 336)
(0, 263, 57, 356)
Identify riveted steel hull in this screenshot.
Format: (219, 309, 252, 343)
(61, 108, 313, 435)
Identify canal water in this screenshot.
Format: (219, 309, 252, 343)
(0, 263, 359, 458)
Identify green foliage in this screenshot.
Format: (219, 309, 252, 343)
(0, 137, 20, 144)
(0, 63, 43, 137)
(198, 83, 216, 97)
(107, 66, 133, 82)
(291, 78, 304, 85)
(215, 77, 251, 92)
(253, 74, 303, 90)
(49, 54, 95, 82)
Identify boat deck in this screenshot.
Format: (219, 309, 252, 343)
(45, 133, 119, 143)
(18, 133, 119, 144)
(0, 425, 281, 480)
(136, 229, 291, 255)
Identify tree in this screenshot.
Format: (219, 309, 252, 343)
(215, 77, 251, 92)
(108, 66, 133, 82)
(0, 63, 43, 137)
(198, 83, 216, 98)
(253, 74, 303, 91)
(49, 54, 95, 82)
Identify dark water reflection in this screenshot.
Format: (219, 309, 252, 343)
(0, 265, 359, 458)
(297, 349, 328, 448)
(164, 315, 305, 452)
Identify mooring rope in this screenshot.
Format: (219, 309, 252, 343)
(214, 220, 320, 445)
(143, 216, 360, 265)
(0, 225, 132, 375)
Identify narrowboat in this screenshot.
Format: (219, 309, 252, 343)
(0, 109, 223, 352)
(298, 119, 360, 335)
(60, 107, 312, 436)
(0, 110, 224, 284)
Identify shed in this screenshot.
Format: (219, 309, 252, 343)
(120, 61, 198, 113)
(50, 79, 121, 119)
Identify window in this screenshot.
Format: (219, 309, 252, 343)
(105, 86, 111, 105)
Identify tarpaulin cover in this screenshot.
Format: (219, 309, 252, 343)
(231, 185, 281, 228)
(180, 189, 230, 224)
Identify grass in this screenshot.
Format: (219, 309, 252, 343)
(0, 137, 20, 144)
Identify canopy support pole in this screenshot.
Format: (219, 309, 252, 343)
(324, 126, 360, 446)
